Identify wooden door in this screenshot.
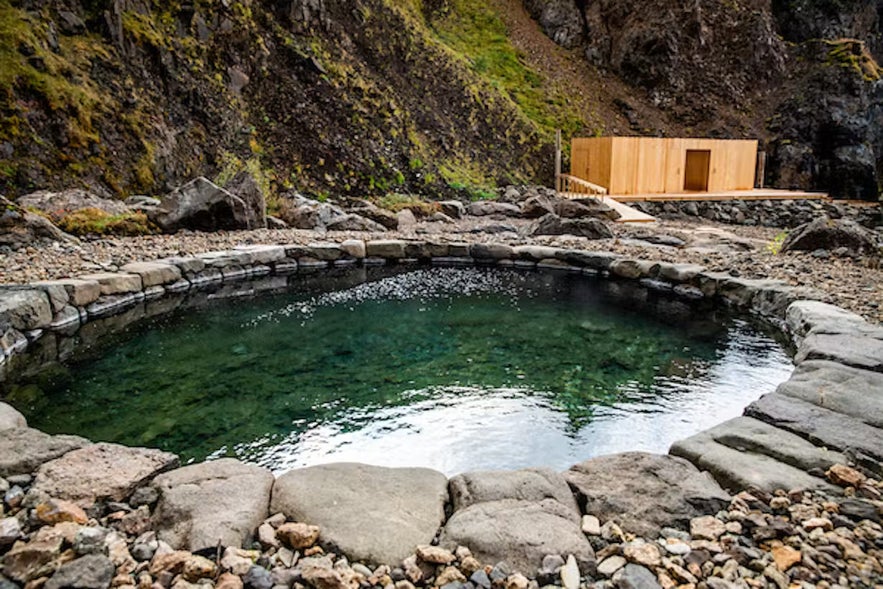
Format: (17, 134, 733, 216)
(684, 150, 711, 191)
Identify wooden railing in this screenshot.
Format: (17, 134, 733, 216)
(556, 174, 608, 197)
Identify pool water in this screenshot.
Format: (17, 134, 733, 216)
(2, 267, 793, 475)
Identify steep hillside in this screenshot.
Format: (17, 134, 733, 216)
(0, 0, 589, 201)
(0, 0, 881, 202)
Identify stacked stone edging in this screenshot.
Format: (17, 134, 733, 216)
(1, 238, 882, 587)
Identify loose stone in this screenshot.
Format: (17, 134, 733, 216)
(416, 544, 455, 564)
(581, 515, 601, 536)
(559, 555, 580, 589)
(276, 522, 320, 549)
(690, 516, 726, 541)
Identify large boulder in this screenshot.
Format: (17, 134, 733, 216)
(0, 195, 74, 248)
(0, 402, 26, 430)
(780, 216, 879, 255)
(0, 289, 52, 331)
(223, 170, 268, 229)
(564, 452, 730, 537)
(151, 458, 274, 552)
(150, 177, 259, 232)
(347, 200, 399, 229)
(0, 428, 90, 477)
(270, 463, 448, 565)
(32, 443, 179, 507)
(528, 213, 613, 239)
(466, 201, 522, 217)
(440, 469, 594, 576)
(16, 189, 130, 216)
(278, 194, 386, 232)
(554, 199, 620, 221)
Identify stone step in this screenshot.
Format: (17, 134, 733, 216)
(745, 393, 883, 466)
(777, 360, 883, 429)
(670, 431, 836, 493)
(701, 416, 846, 473)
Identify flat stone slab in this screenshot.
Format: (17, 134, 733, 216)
(795, 329, 883, 373)
(34, 279, 101, 307)
(270, 463, 448, 565)
(0, 428, 90, 477)
(745, 393, 883, 463)
(565, 452, 730, 538)
(441, 499, 594, 576)
(33, 442, 178, 506)
(79, 273, 143, 295)
(0, 289, 52, 331)
(119, 262, 182, 287)
(785, 300, 866, 342)
(0, 402, 26, 430)
(449, 468, 579, 514)
(700, 416, 846, 473)
(776, 360, 883, 428)
(670, 433, 836, 493)
(151, 458, 274, 552)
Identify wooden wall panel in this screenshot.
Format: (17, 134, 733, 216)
(570, 137, 612, 189)
(575, 137, 758, 195)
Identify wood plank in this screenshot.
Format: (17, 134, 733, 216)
(610, 189, 830, 202)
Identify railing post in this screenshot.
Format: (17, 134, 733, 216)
(555, 130, 562, 194)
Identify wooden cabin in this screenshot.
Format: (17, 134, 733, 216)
(570, 137, 759, 196)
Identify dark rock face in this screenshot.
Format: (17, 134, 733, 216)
(150, 178, 259, 233)
(522, 0, 585, 49)
(528, 213, 613, 239)
(223, 171, 268, 229)
(780, 216, 879, 254)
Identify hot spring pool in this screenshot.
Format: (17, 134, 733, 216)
(2, 267, 793, 475)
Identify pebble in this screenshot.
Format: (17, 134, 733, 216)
(581, 515, 601, 536)
(559, 555, 580, 589)
(275, 522, 320, 549)
(597, 555, 626, 577)
(416, 544, 455, 564)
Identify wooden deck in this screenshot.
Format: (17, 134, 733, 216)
(610, 188, 829, 202)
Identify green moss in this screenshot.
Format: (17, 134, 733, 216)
(0, 2, 112, 147)
(825, 39, 881, 81)
(429, 0, 583, 136)
(376, 192, 440, 216)
(56, 208, 155, 236)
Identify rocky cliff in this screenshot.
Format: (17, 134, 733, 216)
(0, 0, 881, 202)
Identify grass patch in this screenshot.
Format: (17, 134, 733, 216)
(826, 39, 881, 81)
(375, 193, 440, 217)
(767, 231, 788, 255)
(430, 0, 583, 135)
(55, 208, 155, 236)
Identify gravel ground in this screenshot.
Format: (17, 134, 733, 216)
(1, 216, 880, 323)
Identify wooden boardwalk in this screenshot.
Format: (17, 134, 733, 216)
(611, 188, 829, 202)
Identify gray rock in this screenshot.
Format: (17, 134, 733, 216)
(777, 360, 883, 428)
(326, 214, 387, 232)
(151, 177, 258, 232)
(614, 564, 661, 589)
(523, 0, 585, 49)
(0, 289, 52, 331)
(691, 416, 845, 472)
(78, 272, 142, 295)
(528, 214, 613, 239)
(609, 259, 655, 279)
(151, 458, 274, 552)
(17, 189, 130, 217)
(223, 170, 268, 229)
(469, 243, 514, 260)
(449, 468, 579, 515)
(745, 393, 883, 463)
(466, 201, 522, 217)
(396, 209, 418, 231)
(0, 517, 22, 547)
(794, 329, 883, 372)
(521, 195, 555, 219)
(348, 200, 399, 229)
(438, 200, 466, 219)
(366, 240, 407, 259)
(0, 403, 26, 430)
(781, 216, 879, 255)
(0, 428, 90, 477)
(243, 565, 274, 589)
(119, 262, 182, 288)
(45, 554, 114, 589)
(73, 527, 110, 556)
(554, 199, 620, 221)
(33, 442, 178, 507)
(0, 195, 74, 248)
(33, 279, 101, 307)
(271, 462, 448, 565)
(554, 249, 619, 270)
(670, 433, 834, 493)
(785, 301, 866, 343)
(440, 499, 594, 576)
(564, 452, 730, 538)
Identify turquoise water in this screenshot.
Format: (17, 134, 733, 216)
(3, 267, 793, 475)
